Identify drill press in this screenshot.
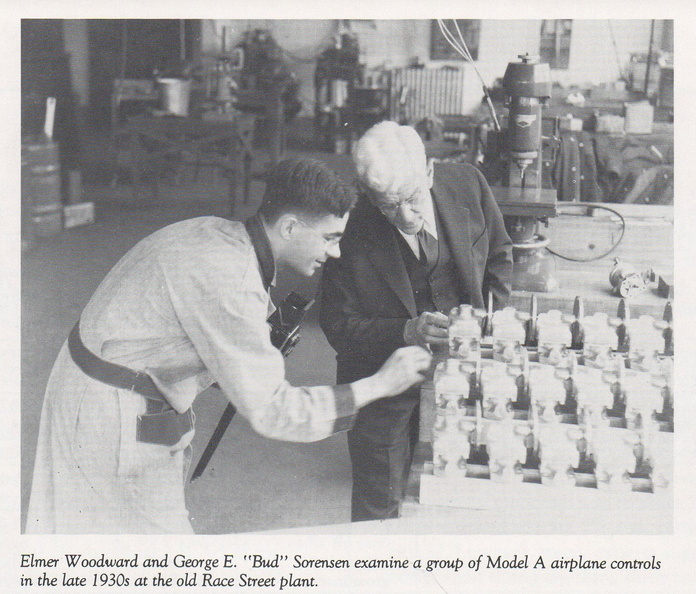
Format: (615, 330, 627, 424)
(484, 54, 559, 292)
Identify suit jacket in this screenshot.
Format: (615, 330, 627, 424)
(320, 162, 513, 384)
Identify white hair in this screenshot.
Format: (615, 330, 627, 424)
(352, 121, 428, 196)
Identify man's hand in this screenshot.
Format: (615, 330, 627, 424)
(353, 346, 433, 407)
(352, 346, 432, 408)
(403, 311, 450, 348)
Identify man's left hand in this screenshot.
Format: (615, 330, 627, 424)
(403, 311, 449, 348)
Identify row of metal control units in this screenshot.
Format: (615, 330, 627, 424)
(423, 296, 673, 497)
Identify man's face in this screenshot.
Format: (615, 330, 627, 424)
(368, 163, 433, 235)
(285, 213, 348, 276)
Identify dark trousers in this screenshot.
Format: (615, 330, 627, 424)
(347, 387, 420, 522)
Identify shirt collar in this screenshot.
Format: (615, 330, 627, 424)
(419, 190, 438, 239)
(245, 213, 276, 290)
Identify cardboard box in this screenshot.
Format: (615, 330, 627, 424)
(63, 202, 95, 229)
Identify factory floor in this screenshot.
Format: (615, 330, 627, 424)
(21, 117, 363, 534)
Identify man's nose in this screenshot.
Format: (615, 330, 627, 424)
(327, 242, 341, 259)
(396, 202, 417, 224)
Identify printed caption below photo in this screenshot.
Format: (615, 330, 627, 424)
(19, 552, 663, 589)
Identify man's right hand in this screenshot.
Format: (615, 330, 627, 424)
(352, 346, 433, 407)
(403, 311, 449, 348)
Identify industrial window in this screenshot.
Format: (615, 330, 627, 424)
(540, 19, 573, 69)
(430, 20, 480, 61)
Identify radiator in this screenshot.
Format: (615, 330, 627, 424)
(391, 67, 466, 123)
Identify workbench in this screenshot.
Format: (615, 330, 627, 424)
(233, 88, 286, 166)
(113, 113, 256, 213)
(509, 202, 673, 319)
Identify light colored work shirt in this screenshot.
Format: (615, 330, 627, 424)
(79, 216, 356, 441)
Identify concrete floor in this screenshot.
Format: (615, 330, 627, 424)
(21, 119, 364, 533)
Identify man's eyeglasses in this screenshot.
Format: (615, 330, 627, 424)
(296, 219, 342, 247)
(375, 194, 421, 216)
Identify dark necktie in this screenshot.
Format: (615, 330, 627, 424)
(417, 227, 438, 271)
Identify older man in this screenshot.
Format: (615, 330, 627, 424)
(320, 121, 512, 521)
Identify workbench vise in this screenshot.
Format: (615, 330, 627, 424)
(482, 54, 559, 292)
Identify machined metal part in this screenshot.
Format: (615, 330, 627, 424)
(609, 258, 672, 299)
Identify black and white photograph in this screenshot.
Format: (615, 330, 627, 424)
(6, 3, 695, 593)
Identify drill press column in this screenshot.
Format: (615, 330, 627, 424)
(487, 54, 559, 292)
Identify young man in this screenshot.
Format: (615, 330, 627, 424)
(320, 122, 512, 521)
(26, 157, 431, 534)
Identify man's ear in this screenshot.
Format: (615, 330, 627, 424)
(426, 159, 435, 189)
(277, 213, 299, 241)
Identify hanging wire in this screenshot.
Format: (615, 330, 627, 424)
(437, 19, 501, 131)
(436, 19, 467, 57)
(452, 20, 501, 132)
(452, 20, 475, 61)
(546, 203, 626, 262)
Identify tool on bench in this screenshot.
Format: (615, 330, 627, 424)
(609, 258, 673, 299)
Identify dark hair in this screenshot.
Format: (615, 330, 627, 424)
(258, 158, 356, 222)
